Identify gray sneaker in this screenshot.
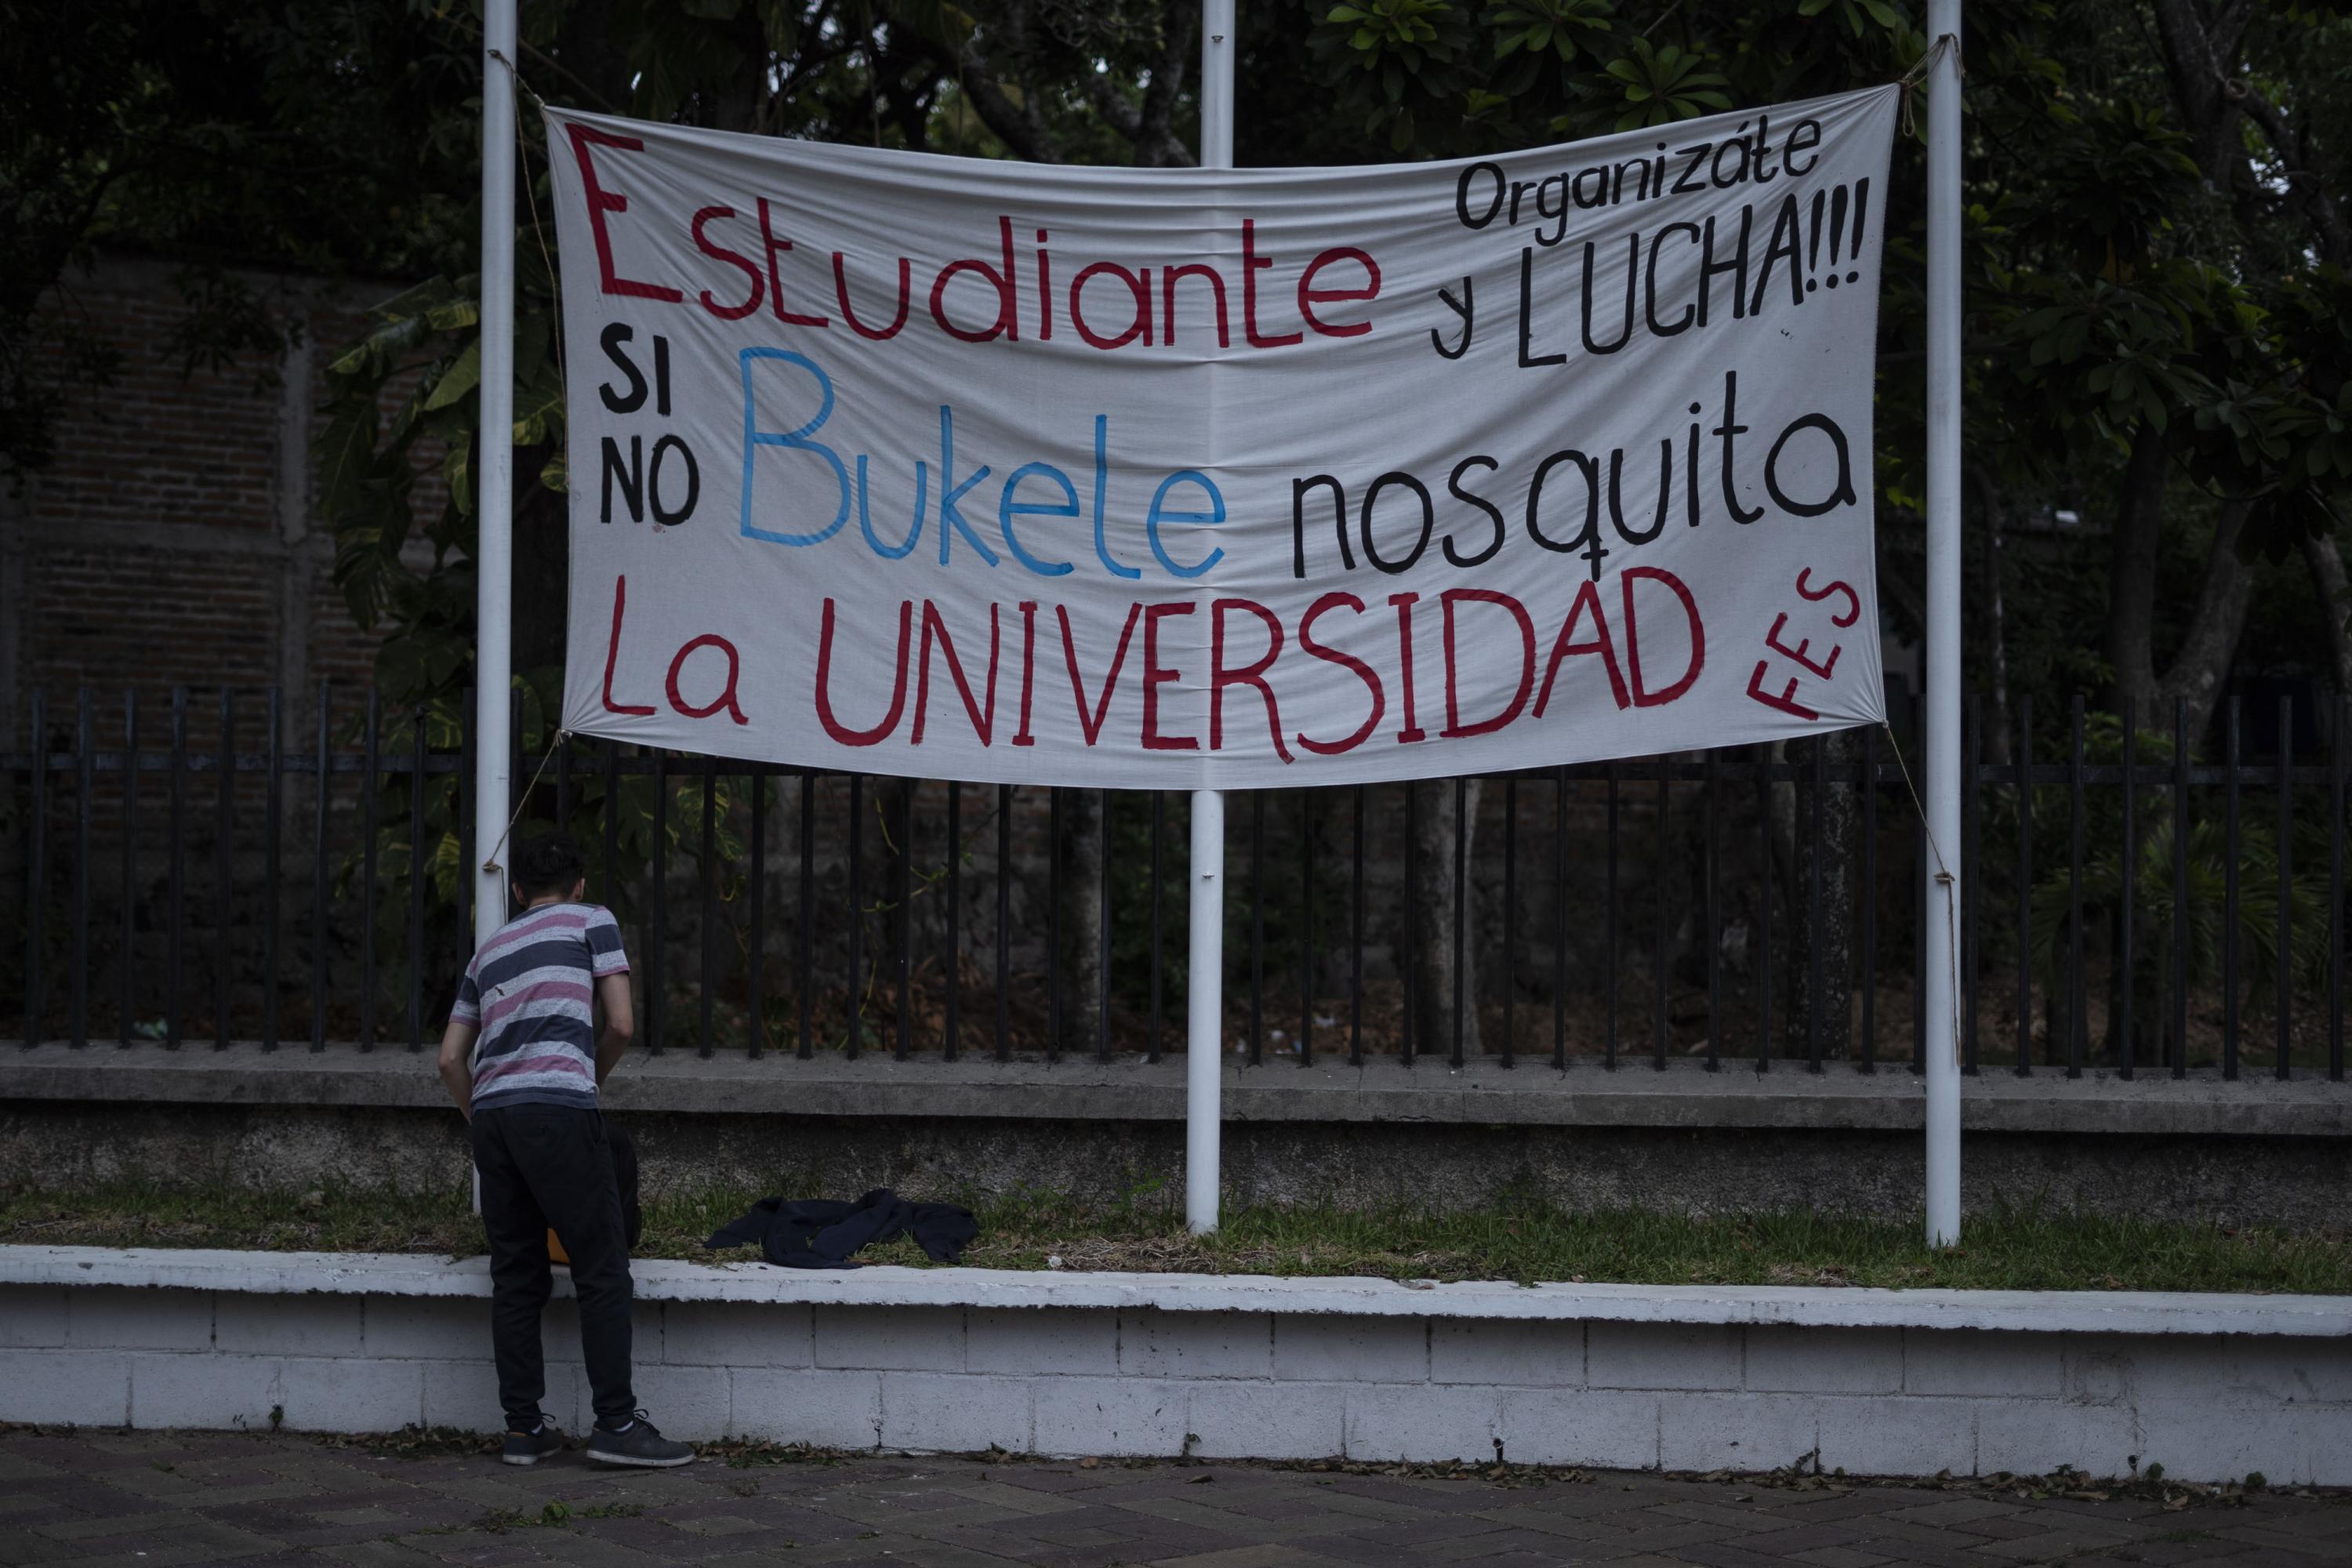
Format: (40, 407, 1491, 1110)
(501, 1420, 564, 1466)
(585, 1414, 695, 1468)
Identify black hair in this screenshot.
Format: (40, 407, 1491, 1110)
(512, 831, 586, 901)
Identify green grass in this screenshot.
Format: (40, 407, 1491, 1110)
(1, 1178, 2345, 1294)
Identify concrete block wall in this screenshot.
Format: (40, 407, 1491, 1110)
(3, 1267, 2348, 1484)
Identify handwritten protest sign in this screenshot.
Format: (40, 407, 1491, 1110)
(549, 87, 1896, 786)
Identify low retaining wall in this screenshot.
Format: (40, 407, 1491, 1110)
(5, 1247, 2347, 1484)
(9, 1048, 2352, 1223)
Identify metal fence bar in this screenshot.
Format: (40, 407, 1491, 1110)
(848, 772, 864, 1060)
(310, 685, 330, 1053)
(1654, 754, 1669, 1071)
(2172, 699, 2189, 1078)
(1501, 777, 1517, 1069)
(23, 689, 45, 1047)
(648, 747, 667, 1054)
(1752, 746, 1768, 1073)
(1552, 766, 1567, 1071)
(1149, 789, 1163, 1065)
(994, 782, 1011, 1062)
(1096, 787, 1112, 1064)
(72, 689, 91, 1049)
(2278, 694, 2293, 1081)
(1352, 785, 1367, 1068)
(1862, 726, 1879, 1072)
(1807, 735, 1824, 1072)
(359, 690, 378, 1053)
(2016, 695, 2033, 1076)
(216, 690, 234, 1049)
(698, 753, 717, 1059)
(119, 689, 137, 1047)
(2118, 697, 2135, 1080)
(2224, 697, 2241, 1080)
(1403, 782, 1418, 1066)
(167, 688, 187, 1050)
(748, 770, 767, 1058)
(456, 688, 474, 953)
(263, 688, 282, 1051)
(1453, 775, 1468, 1070)
(800, 771, 817, 1059)
(1606, 762, 1620, 1069)
(905, 782, 920, 1062)
(2334, 697, 2347, 1082)
(1248, 789, 1264, 1067)
(1704, 749, 1721, 1072)
(1961, 702, 1977, 1073)
(407, 707, 426, 1051)
(944, 779, 960, 1061)
(1047, 786, 1063, 1063)
(1301, 787, 1317, 1065)
(2067, 695, 2085, 1079)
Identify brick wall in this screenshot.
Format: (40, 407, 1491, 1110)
(0, 251, 426, 747)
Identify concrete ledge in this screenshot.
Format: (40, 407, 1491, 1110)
(6, 1245, 2350, 1338)
(8, 1042, 2349, 1135)
(5, 1247, 2347, 1481)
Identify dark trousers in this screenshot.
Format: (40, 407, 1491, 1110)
(472, 1105, 636, 1429)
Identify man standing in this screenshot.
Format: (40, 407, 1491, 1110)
(436, 831, 695, 1468)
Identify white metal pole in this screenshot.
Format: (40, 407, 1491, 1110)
(1187, 0, 1236, 1237)
(475, 0, 517, 954)
(1922, 0, 1964, 1247)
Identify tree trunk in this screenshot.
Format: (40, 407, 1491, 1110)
(1408, 776, 1481, 1058)
(2103, 427, 2174, 718)
(2303, 530, 2352, 702)
(2152, 503, 2254, 742)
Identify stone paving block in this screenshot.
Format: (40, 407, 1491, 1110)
(1588, 1323, 1742, 1392)
(0, 1349, 132, 1427)
(1902, 1330, 2060, 1399)
(967, 1309, 1119, 1377)
(361, 1296, 479, 1361)
(1186, 1381, 1345, 1461)
(1428, 1319, 1584, 1390)
(1496, 1387, 1659, 1470)
(1031, 1375, 1185, 1457)
(274, 1356, 425, 1432)
(729, 1367, 882, 1448)
(662, 1301, 814, 1369)
(879, 1373, 1031, 1454)
(128, 1352, 282, 1430)
(1744, 1327, 1903, 1396)
(1270, 1316, 1426, 1385)
(212, 1294, 365, 1358)
(1118, 1310, 1274, 1381)
(1342, 1382, 1501, 1464)
(67, 1288, 215, 1352)
(1813, 1394, 1978, 1479)
(814, 1305, 967, 1372)
(1658, 1392, 1820, 1474)
(1976, 1395, 2140, 1479)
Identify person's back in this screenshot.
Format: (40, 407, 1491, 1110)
(437, 831, 695, 1468)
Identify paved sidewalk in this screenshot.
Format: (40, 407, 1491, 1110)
(2, 1427, 2347, 1566)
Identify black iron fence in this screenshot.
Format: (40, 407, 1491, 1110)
(5, 683, 2345, 1082)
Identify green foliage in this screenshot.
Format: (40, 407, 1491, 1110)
(8, 1178, 2348, 1294)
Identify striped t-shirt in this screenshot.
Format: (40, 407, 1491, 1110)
(452, 902, 630, 1111)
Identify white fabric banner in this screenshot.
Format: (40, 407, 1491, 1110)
(549, 88, 1896, 786)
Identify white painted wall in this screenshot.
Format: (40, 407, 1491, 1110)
(2, 1250, 2345, 1484)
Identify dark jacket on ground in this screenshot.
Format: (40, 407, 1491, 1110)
(706, 1189, 977, 1269)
